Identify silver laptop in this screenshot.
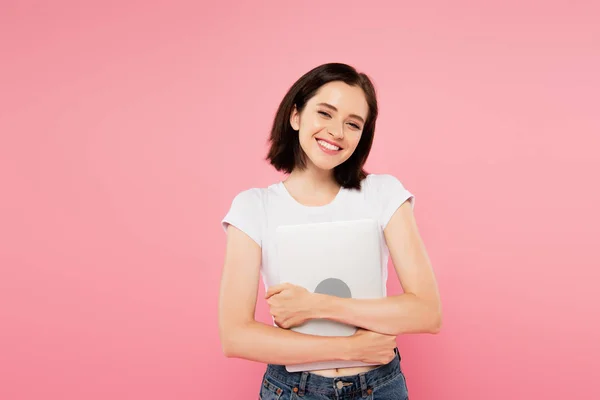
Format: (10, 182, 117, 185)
(274, 218, 385, 372)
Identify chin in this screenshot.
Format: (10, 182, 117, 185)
(307, 155, 340, 171)
(315, 164, 337, 172)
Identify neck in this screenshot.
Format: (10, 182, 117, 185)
(285, 164, 338, 193)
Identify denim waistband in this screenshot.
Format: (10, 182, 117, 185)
(264, 348, 401, 398)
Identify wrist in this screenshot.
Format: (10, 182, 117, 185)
(311, 293, 338, 319)
(309, 293, 325, 319)
(337, 334, 357, 361)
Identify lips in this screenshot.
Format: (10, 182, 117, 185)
(315, 138, 343, 150)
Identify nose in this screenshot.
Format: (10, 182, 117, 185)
(327, 121, 344, 139)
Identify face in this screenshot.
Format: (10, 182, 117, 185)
(290, 81, 369, 172)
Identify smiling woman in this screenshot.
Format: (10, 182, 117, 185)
(265, 63, 378, 190)
(289, 81, 368, 171)
(218, 63, 441, 400)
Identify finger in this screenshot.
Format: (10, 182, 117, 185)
(279, 317, 291, 329)
(265, 284, 283, 299)
(265, 283, 290, 299)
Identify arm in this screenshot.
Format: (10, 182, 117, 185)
(219, 225, 356, 365)
(311, 201, 442, 335)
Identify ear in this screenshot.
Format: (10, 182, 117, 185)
(289, 105, 300, 131)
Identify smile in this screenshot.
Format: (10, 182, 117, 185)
(316, 139, 341, 151)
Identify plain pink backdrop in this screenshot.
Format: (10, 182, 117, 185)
(1, 1, 599, 399)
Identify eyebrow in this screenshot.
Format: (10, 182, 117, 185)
(316, 102, 366, 124)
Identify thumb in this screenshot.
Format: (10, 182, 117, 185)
(265, 283, 285, 299)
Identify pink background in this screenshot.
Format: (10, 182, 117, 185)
(1, 1, 599, 399)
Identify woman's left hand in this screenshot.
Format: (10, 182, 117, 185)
(265, 283, 319, 329)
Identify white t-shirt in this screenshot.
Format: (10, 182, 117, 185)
(221, 173, 415, 295)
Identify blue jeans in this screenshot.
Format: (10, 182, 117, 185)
(259, 348, 409, 400)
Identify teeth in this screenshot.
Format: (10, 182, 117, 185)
(317, 140, 340, 151)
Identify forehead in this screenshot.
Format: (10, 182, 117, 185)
(308, 81, 369, 120)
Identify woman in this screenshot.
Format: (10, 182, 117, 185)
(219, 63, 442, 399)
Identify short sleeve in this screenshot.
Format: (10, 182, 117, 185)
(373, 174, 415, 230)
(221, 188, 264, 247)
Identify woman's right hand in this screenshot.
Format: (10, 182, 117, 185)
(347, 328, 397, 365)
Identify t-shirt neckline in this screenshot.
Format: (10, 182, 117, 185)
(278, 181, 346, 210)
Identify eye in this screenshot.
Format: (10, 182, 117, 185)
(348, 123, 361, 130)
(318, 110, 331, 118)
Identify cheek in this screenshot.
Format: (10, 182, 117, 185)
(299, 120, 326, 143)
(346, 134, 362, 150)
(310, 117, 326, 131)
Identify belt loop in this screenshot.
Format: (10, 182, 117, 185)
(298, 371, 309, 396)
(359, 373, 368, 398)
